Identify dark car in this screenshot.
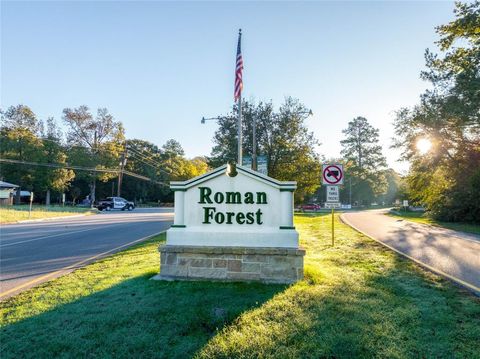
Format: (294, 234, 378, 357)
(96, 197, 135, 211)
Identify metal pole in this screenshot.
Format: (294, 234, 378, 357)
(29, 192, 33, 219)
(349, 178, 352, 206)
(252, 115, 257, 170)
(331, 208, 335, 246)
(237, 94, 243, 165)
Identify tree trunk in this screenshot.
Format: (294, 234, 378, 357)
(46, 189, 51, 206)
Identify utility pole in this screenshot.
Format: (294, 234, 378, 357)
(117, 142, 127, 197)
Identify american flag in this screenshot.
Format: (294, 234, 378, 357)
(234, 29, 243, 102)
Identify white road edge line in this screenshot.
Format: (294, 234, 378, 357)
(1, 224, 120, 247)
(340, 213, 480, 296)
(0, 230, 166, 300)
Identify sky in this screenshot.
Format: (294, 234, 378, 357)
(1, 1, 456, 173)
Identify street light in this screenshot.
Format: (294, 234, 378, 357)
(201, 116, 222, 124)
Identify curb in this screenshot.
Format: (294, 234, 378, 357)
(339, 213, 480, 296)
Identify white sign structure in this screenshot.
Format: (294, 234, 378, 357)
(326, 186, 339, 203)
(325, 202, 341, 209)
(322, 164, 344, 185)
(403, 200, 409, 207)
(155, 163, 305, 284)
(168, 164, 298, 247)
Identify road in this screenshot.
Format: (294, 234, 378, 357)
(341, 209, 480, 294)
(0, 208, 174, 299)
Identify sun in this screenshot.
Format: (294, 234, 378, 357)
(416, 138, 432, 155)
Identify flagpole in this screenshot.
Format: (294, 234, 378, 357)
(238, 93, 242, 165)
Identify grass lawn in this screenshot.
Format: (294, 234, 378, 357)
(1, 214, 479, 358)
(0, 205, 97, 224)
(387, 210, 480, 235)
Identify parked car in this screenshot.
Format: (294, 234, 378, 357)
(298, 203, 321, 212)
(96, 197, 135, 211)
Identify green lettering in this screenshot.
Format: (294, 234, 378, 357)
(256, 192, 267, 204)
(246, 212, 255, 224)
(226, 192, 242, 204)
(199, 187, 212, 204)
(203, 207, 215, 223)
(214, 192, 224, 204)
(244, 192, 254, 204)
(255, 209, 263, 224)
(215, 212, 225, 224)
(236, 212, 245, 224)
(226, 212, 235, 224)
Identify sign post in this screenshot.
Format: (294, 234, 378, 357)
(29, 192, 34, 218)
(322, 164, 344, 247)
(331, 208, 334, 246)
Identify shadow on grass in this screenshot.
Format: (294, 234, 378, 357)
(194, 250, 480, 358)
(1, 274, 286, 359)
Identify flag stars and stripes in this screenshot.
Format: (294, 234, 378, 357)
(234, 29, 243, 102)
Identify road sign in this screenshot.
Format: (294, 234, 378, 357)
(257, 155, 268, 176)
(403, 200, 408, 207)
(322, 164, 344, 185)
(324, 202, 341, 209)
(326, 186, 339, 202)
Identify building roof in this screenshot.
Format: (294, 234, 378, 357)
(0, 181, 19, 189)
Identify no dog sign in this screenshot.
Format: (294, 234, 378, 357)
(322, 164, 344, 185)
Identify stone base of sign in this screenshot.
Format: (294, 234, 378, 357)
(152, 245, 305, 284)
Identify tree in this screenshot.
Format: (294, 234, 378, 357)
(36, 118, 75, 205)
(210, 97, 322, 202)
(393, 1, 480, 222)
(63, 106, 125, 204)
(340, 116, 387, 205)
(1, 106, 76, 204)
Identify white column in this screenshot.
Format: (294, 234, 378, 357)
(174, 190, 185, 226)
(280, 190, 294, 228)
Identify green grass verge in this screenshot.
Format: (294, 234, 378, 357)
(387, 210, 480, 235)
(0, 205, 96, 223)
(1, 215, 479, 358)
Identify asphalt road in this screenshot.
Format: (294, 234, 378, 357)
(0, 208, 174, 300)
(341, 209, 480, 294)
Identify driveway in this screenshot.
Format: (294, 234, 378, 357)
(0, 208, 174, 299)
(341, 209, 480, 294)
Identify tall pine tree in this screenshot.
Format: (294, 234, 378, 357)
(340, 116, 387, 205)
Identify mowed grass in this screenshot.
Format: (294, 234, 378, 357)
(0, 205, 96, 223)
(387, 210, 480, 235)
(1, 214, 479, 358)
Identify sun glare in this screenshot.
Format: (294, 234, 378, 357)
(416, 138, 432, 155)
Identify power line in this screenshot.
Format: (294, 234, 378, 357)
(0, 158, 168, 187)
(126, 147, 171, 175)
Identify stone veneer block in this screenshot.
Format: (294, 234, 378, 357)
(153, 245, 306, 284)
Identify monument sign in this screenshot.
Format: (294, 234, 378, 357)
(154, 163, 305, 283)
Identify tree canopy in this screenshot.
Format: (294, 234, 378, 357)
(393, 1, 480, 222)
(209, 97, 322, 202)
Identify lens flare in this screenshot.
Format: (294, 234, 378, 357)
(416, 138, 432, 155)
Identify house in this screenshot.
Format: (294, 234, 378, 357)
(0, 181, 19, 205)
